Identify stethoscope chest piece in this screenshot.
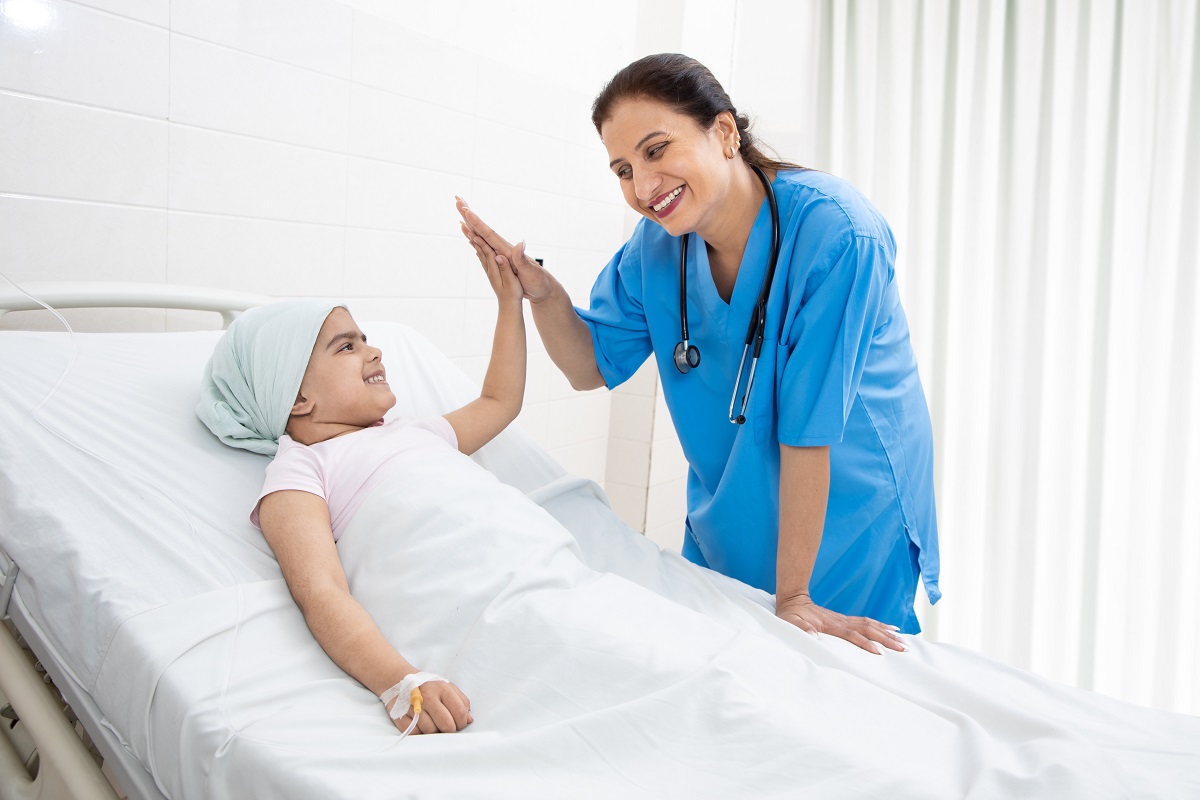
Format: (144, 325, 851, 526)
(673, 340, 700, 373)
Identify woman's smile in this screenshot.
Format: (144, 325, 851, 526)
(650, 186, 685, 216)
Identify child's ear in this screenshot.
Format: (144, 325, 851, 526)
(291, 392, 314, 417)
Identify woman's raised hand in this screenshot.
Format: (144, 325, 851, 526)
(456, 196, 556, 302)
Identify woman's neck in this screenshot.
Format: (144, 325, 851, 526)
(701, 164, 768, 301)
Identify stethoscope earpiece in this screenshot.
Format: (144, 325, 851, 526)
(673, 341, 701, 373)
(676, 165, 780, 425)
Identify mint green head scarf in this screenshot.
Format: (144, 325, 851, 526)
(197, 299, 343, 456)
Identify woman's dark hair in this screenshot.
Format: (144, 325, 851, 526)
(591, 53, 802, 173)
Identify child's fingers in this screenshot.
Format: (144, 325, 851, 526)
(416, 708, 441, 735)
(424, 684, 473, 732)
(450, 684, 474, 725)
(473, 236, 499, 266)
(444, 687, 472, 729)
(422, 700, 460, 733)
(495, 255, 525, 298)
(390, 685, 472, 735)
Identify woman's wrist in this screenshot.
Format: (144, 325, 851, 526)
(527, 273, 564, 306)
(776, 588, 812, 606)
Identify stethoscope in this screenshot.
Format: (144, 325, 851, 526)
(672, 164, 780, 425)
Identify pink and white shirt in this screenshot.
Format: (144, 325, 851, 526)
(251, 416, 458, 541)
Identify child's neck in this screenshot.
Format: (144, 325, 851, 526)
(286, 418, 377, 446)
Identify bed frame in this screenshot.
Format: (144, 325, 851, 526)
(0, 282, 271, 800)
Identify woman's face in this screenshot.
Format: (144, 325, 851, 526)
(600, 97, 738, 238)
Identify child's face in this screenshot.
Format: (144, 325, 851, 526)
(293, 307, 396, 427)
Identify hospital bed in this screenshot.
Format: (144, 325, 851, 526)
(1, 283, 1198, 800)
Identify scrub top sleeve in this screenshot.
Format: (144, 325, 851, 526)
(574, 239, 653, 389)
(777, 233, 890, 447)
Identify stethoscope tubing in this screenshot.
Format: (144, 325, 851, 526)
(675, 164, 781, 424)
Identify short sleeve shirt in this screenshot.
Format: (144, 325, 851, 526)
(251, 417, 458, 541)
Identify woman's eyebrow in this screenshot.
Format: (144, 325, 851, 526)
(608, 130, 666, 168)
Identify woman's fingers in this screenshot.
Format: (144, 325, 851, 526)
(778, 597, 908, 655)
(846, 630, 884, 655)
(840, 617, 906, 654)
(456, 197, 514, 253)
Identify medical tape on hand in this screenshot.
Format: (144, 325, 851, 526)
(379, 672, 448, 736)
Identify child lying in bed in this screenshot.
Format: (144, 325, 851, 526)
(197, 239, 534, 736)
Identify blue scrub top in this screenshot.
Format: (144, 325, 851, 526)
(576, 169, 940, 631)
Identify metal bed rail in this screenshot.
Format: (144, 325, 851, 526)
(0, 282, 272, 328)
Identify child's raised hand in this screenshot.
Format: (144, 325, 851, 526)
(461, 221, 525, 308)
(388, 679, 474, 735)
(457, 197, 555, 303)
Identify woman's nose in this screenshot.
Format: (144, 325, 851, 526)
(633, 169, 661, 203)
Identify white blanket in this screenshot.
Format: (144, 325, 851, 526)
(99, 464, 1200, 799)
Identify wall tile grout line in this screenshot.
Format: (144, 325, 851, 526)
(55, 0, 168, 31)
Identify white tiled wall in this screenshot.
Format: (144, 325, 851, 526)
(0, 0, 641, 488)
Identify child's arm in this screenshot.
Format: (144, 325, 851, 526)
(443, 237, 528, 455)
(258, 490, 473, 734)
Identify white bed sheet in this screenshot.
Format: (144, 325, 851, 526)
(1, 323, 1198, 799)
(0, 324, 562, 691)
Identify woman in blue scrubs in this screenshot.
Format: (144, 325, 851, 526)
(458, 54, 939, 653)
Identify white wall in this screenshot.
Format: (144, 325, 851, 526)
(0, 0, 639, 487)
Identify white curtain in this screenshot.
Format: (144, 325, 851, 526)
(728, 0, 1200, 714)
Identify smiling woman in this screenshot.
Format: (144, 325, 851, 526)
(457, 53, 940, 655)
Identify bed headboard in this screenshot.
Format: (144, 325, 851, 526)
(0, 282, 273, 329)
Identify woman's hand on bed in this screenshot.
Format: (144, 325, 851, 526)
(775, 593, 907, 655)
(456, 196, 556, 303)
(391, 679, 474, 735)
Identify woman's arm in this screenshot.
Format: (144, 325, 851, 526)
(258, 490, 472, 733)
(457, 198, 605, 391)
(775, 444, 905, 654)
